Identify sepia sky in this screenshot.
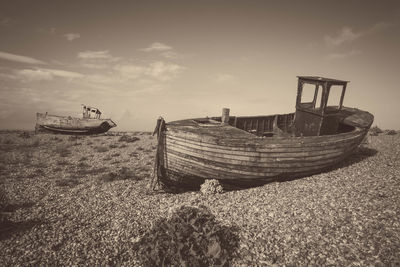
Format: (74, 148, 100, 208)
(0, 0, 399, 131)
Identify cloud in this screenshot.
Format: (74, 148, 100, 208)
(15, 69, 54, 82)
(140, 42, 172, 52)
(216, 73, 235, 83)
(40, 68, 84, 79)
(0, 51, 46, 64)
(145, 61, 185, 81)
(73, 61, 185, 96)
(0, 72, 18, 81)
(139, 42, 186, 59)
(114, 64, 145, 79)
(83, 74, 118, 86)
(324, 27, 361, 46)
(324, 22, 390, 47)
(63, 33, 80, 41)
(160, 51, 181, 59)
(14, 68, 84, 82)
(77, 49, 186, 94)
(113, 61, 185, 81)
(78, 50, 114, 59)
(326, 50, 362, 60)
(78, 50, 120, 68)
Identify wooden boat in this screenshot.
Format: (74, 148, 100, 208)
(35, 105, 117, 134)
(152, 76, 374, 187)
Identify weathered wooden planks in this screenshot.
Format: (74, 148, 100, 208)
(166, 138, 353, 159)
(166, 132, 365, 152)
(166, 149, 353, 172)
(166, 142, 351, 164)
(166, 129, 366, 148)
(166, 152, 351, 178)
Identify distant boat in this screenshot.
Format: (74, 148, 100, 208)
(35, 105, 117, 134)
(152, 76, 374, 187)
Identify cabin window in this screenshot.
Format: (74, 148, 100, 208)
(301, 83, 316, 103)
(300, 83, 322, 111)
(327, 85, 343, 108)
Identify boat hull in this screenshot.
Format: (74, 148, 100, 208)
(157, 108, 373, 186)
(35, 113, 116, 135)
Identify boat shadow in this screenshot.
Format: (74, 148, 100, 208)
(0, 218, 43, 241)
(0, 202, 41, 241)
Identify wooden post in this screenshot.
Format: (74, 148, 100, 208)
(296, 79, 303, 109)
(222, 108, 230, 125)
(255, 119, 259, 135)
(339, 83, 347, 110)
(312, 84, 319, 108)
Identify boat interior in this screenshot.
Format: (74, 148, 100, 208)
(203, 111, 356, 138)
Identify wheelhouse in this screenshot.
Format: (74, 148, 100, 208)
(294, 76, 348, 136)
(82, 105, 102, 119)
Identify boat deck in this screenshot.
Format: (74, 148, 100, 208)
(168, 119, 258, 139)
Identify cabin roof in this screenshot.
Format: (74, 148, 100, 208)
(297, 76, 349, 85)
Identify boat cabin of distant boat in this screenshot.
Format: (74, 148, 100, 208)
(151, 76, 374, 188)
(36, 105, 116, 135)
(82, 105, 102, 119)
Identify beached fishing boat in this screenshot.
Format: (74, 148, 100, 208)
(152, 76, 374, 187)
(35, 105, 117, 134)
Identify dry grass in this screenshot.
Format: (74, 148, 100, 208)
(0, 130, 399, 266)
(100, 167, 140, 182)
(118, 135, 140, 143)
(56, 160, 70, 166)
(55, 174, 80, 187)
(76, 166, 108, 176)
(54, 145, 71, 157)
(109, 144, 118, 149)
(94, 146, 109, 153)
(386, 129, 397, 135)
(369, 125, 383, 136)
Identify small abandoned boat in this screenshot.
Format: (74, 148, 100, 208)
(36, 105, 117, 134)
(152, 76, 374, 187)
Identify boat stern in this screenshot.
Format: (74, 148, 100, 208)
(107, 119, 117, 128)
(97, 119, 117, 133)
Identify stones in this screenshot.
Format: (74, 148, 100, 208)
(1, 131, 399, 266)
(200, 179, 224, 195)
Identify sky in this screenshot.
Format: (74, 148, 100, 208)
(0, 0, 399, 131)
